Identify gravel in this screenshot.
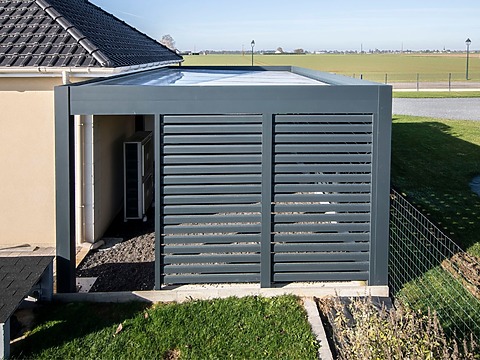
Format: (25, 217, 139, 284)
(76, 208, 156, 292)
(393, 98, 480, 121)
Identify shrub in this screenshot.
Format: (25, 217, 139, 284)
(318, 297, 478, 360)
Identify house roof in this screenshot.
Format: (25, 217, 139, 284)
(0, 0, 182, 68)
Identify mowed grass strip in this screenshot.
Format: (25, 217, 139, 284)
(391, 115, 480, 255)
(394, 91, 480, 98)
(11, 295, 319, 360)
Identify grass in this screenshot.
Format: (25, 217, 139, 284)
(394, 91, 480, 98)
(11, 296, 319, 360)
(183, 53, 480, 82)
(396, 267, 480, 339)
(391, 115, 480, 255)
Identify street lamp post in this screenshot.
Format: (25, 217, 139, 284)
(251, 40, 255, 66)
(466, 38, 471, 80)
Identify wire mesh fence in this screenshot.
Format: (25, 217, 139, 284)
(389, 189, 480, 340)
(347, 72, 480, 90)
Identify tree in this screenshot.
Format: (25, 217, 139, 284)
(276, 47, 284, 53)
(160, 34, 176, 50)
(293, 48, 305, 54)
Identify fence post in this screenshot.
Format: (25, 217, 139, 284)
(449, 73, 452, 92)
(416, 73, 419, 92)
(154, 113, 163, 290)
(261, 113, 273, 288)
(385, 73, 388, 84)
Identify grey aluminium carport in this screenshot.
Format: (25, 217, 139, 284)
(55, 66, 392, 293)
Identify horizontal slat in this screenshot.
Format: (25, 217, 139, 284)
(163, 194, 262, 205)
(164, 273, 261, 284)
(275, 124, 372, 133)
(164, 224, 261, 234)
(275, 134, 372, 143)
(163, 253, 260, 264)
(275, 115, 372, 123)
(164, 263, 260, 274)
(275, 173, 371, 183)
(275, 144, 372, 153)
(275, 183, 371, 193)
(275, 154, 371, 163)
(273, 272, 368, 282)
(274, 213, 370, 223)
(273, 233, 370, 242)
(164, 234, 261, 245)
(164, 145, 261, 154)
(273, 242, 369, 252)
(274, 222, 370, 233)
(164, 115, 262, 124)
(163, 135, 261, 144)
(163, 155, 261, 164)
(164, 214, 260, 225)
(164, 124, 262, 134)
(163, 204, 261, 215)
(274, 262, 369, 272)
(164, 174, 262, 185)
(275, 164, 371, 173)
(164, 184, 261, 195)
(274, 252, 369, 262)
(274, 203, 370, 213)
(164, 165, 261, 175)
(164, 244, 260, 254)
(274, 193, 371, 202)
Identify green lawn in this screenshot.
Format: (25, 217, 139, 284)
(391, 115, 480, 255)
(12, 296, 319, 360)
(183, 53, 480, 82)
(394, 91, 480, 98)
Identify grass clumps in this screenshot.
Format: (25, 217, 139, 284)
(12, 295, 319, 360)
(318, 297, 478, 360)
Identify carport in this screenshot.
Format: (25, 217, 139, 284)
(55, 66, 392, 293)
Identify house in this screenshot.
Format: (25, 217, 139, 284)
(0, 0, 182, 250)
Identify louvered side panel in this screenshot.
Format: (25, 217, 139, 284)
(161, 115, 262, 284)
(272, 114, 373, 282)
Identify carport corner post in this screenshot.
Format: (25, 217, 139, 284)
(55, 85, 76, 293)
(154, 114, 163, 290)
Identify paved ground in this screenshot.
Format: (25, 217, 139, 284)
(393, 98, 480, 121)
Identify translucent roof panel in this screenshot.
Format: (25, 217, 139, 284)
(94, 68, 328, 86)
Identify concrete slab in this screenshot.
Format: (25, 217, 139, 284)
(54, 283, 389, 303)
(304, 298, 333, 360)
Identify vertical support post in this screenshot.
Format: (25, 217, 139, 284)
(384, 73, 388, 84)
(448, 73, 452, 92)
(369, 86, 392, 286)
(261, 113, 273, 288)
(154, 114, 163, 290)
(1, 319, 10, 360)
(55, 86, 76, 293)
(416, 73, 419, 91)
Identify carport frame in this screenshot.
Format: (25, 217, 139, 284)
(55, 66, 392, 293)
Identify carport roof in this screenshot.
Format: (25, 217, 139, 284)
(75, 66, 382, 88)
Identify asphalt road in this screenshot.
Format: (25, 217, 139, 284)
(392, 98, 480, 121)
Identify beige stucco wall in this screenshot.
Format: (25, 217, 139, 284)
(93, 115, 136, 240)
(0, 77, 62, 248)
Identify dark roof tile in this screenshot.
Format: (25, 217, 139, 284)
(0, 0, 182, 68)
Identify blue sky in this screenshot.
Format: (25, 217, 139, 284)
(91, 0, 480, 52)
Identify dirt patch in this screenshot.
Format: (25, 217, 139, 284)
(441, 252, 480, 300)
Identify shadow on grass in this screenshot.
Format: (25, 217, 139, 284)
(389, 116, 480, 339)
(391, 117, 480, 251)
(10, 302, 148, 359)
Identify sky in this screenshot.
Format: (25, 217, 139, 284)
(91, 0, 480, 52)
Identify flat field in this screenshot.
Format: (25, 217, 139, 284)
(183, 53, 480, 82)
